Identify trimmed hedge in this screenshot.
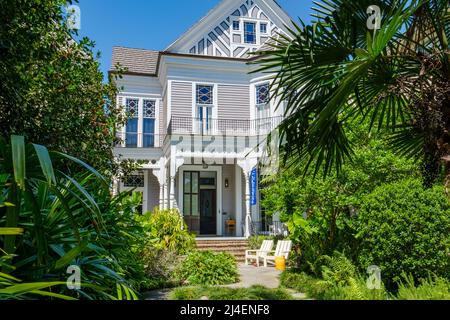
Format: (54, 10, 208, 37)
(356, 179, 450, 288)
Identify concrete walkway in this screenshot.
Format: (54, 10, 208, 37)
(224, 264, 282, 289)
(144, 264, 309, 300)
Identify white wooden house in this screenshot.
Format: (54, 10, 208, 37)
(110, 0, 293, 238)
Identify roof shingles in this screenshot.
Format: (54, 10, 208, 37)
(110, 47, 160, 76)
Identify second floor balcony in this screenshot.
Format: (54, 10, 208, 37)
(168, 116, 282, 137)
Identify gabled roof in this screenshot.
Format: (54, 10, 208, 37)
(110, 47, 160, 76)
(166, 0, 295, 55)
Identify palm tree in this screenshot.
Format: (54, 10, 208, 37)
(255, 0, 449, 187)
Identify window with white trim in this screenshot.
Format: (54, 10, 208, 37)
(244, 22, 256, 44)
(233, 21, 240, 31)
(256, 83, 270, 121)
(143, 100, 156, 148)
(196, 85, 214, 134)
(125, 98, 139, 147)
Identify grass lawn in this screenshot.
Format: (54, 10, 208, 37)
(168, 285, 294, 300)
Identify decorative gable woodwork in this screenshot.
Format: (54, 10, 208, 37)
(185, 0, 282, 58)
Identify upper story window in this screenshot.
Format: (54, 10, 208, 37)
(244, 22, 256, 44)
(260, 23, 267, 34)
(233, 21, 240, 31)
(256, 83, 270, 105)
(126, 98, 139, 147)
(123, 98, 157, 148)
(196, 85, 214, 105)
(143, 100, 156, 148)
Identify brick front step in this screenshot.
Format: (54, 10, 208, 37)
(196, 239, 249, 262)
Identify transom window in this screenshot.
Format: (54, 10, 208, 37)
(123, 173, 145, 188)
(244, 22, 256, 44)
(233, 21, 240, 31)
(196, 85, 214, 105)
(256, 83, 270, 105)
(143, 100, 156, 118)
(260, 23, 267, 34)
(126, 99, 139, 118)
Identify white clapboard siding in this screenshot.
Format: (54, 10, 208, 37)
(218, 84, 250, 120)
(171, 82, 193, 118)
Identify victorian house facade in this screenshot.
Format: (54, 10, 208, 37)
(111, 0, 293, 238)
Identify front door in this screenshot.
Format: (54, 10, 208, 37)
(200, 190, 216, 235)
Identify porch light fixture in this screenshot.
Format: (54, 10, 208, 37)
(225, 178, 229, 189)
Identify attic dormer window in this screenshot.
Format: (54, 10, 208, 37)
(244, 22, 256, 44)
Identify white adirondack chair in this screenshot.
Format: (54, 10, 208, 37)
(259, 240, 293, 268)
(245, 240, 274, 266)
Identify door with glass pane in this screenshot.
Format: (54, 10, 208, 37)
(196, 85, 214, 134)
(183, 172, 200, 234)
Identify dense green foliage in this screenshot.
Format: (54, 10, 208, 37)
(262, 125, 418, 274)
(169, 285, 293, 301)
(0, 136, 147, 299)
(256, 0, 450, 186)
(0, 0, 125, 176)
(356, 179, 450, 287)
(137, 209, 196, 290)
(397, 275, 450, 300)
(281, 255, 450, 300)
(138, 209, 196, 255)
(174, 251, 239, 286)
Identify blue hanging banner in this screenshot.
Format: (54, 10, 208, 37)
(250, 167, 258, 206)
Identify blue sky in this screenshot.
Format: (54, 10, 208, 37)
(76, 0, 315, 79)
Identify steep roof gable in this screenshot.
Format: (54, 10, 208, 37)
(166, 0, 294, 58)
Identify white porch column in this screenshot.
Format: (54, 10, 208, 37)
(169, 176, 176, 209)
(112, 177, 120, 197)
(163, 182, 168, 210)
(169, 155, 185, 210)
(244, 173, 251, 238)
(151, 160, 166, 211)
(235, 166, 243, 237)
(237, 157, 258, 239)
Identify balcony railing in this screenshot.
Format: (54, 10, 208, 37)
(115, 133, 163, 148)
(168, 116, 282, 136)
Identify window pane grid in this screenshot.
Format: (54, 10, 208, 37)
(143, 100, 156, 118)
(126, 99, 139, 118)
(196, 85, 214, 105)
(183, 172, 199, 216)
(256, 83, 270, 105)
(244, 22, 256, 44)
(123, 174, 144, 188)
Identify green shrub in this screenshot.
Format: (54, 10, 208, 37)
(356, 179, 450, 288)
(140, 249, 183, 290)
(139, 209, 196, 255)
(280, 271, 329, 299)
(396, 275, 450, 300)
(169, 285, 293, 300)
(174, 250, 239, 286)
(281, 252, 388, 300)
